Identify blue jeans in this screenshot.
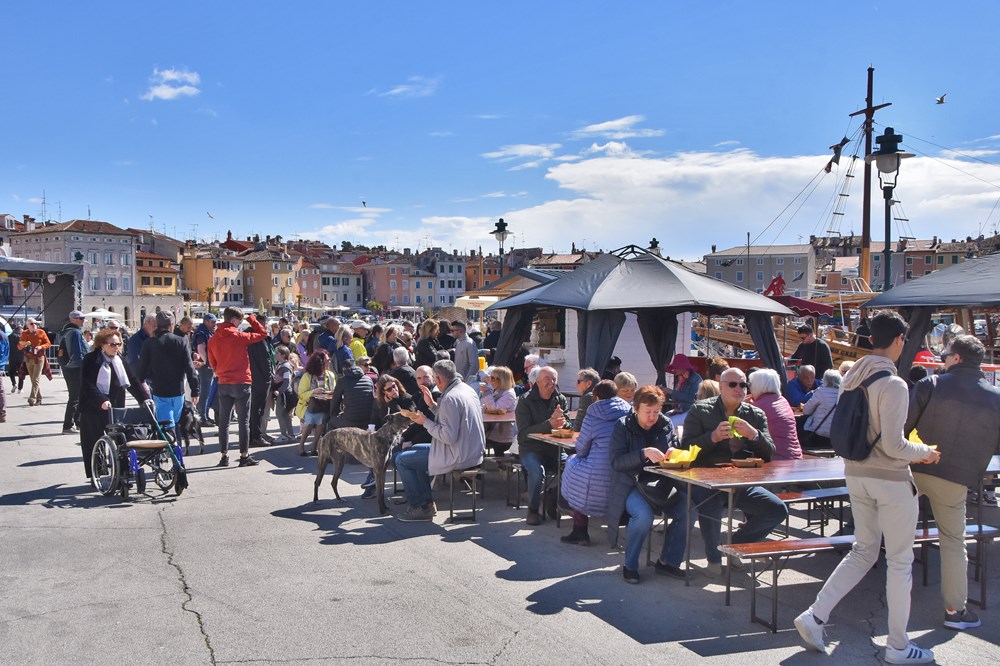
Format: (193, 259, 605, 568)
(693, 485, 788, 564)
(197, 366, 216, 420)
(520, 448, 560, 512)
(624, 487, 691, 571)
(217, 383, 251, 455)
(395, 444, 432, 508)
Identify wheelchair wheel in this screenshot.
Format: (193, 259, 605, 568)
(136, 468, 146, 494)
(91, 436, 120, 496)
(153, 449, 176, 491)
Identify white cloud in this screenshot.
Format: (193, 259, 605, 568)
(474, 114, 500, 120)
(583, 141, 652, 158)
(481, 191, 528, 199)
(942, 148, 1000, 158)
(571, 115, 665, 140)
(429, 130, 454, 137)
(715, 140, 741, 148)
(141, 67, 201, 101)
(376, 75, 440, 98)
(482, 144, 561, 166)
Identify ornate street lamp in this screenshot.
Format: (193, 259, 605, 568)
(865, 127, 913, 291)
(492, 218, 511, 279)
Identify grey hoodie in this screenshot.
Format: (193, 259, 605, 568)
(840, 354, 933, 483)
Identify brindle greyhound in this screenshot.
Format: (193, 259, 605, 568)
(313, 412, 412, 515)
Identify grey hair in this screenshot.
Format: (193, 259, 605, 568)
(822, 369, 842, 388)
(537, 365, 559, 383)
(748, 368, 781, 397)
(797, 364, 816, 377)
(577, 367, 600, 386)
(613, 371, 638, 390)
(433, 359, 457, 382)
(524, 353, 546, 368)
(528, 366, 543, 385)
(339, 327, 354, 344)
(392, 346, 410, 366)
(143, 314, 157, 324)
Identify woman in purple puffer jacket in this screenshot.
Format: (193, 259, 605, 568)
(560, 380, 631, 545)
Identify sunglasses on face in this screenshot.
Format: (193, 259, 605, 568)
(726, 381, 749, 389)
(105, 341, 123, 347)
(384, 385, 398, 392)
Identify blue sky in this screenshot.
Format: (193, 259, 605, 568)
(4, 2, 1000, 260)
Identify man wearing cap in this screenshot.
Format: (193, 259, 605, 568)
(349, 321, 369, 361)
(193, 313, 218, 425)
(317, 316, 342, 368)
(18, 318, 51, 406)
(137, 311, 199, 435)
(59, 311, 88, 433)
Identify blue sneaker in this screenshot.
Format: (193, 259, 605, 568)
(360, 471, 376, 489)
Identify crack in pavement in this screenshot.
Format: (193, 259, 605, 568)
(489, 629, 519, 665)
(159, 508, 217, 665)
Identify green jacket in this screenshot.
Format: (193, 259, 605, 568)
(680, 395, 775, 466)
(515, 385, 569, 456)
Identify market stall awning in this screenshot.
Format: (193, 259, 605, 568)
(455, 296, 499, 311)
(768, 294, 834, 317)
(863, 252, 1000, 309)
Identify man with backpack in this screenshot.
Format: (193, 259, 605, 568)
(795, 311, 941, 664)
(904, 334, 1000, 632)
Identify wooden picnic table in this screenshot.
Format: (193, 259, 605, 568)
(645, 457, 846, 603)
(482, 411, 516, 424)
(527, 431, 579, 526)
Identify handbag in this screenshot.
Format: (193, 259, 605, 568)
(635, 470, 680, 513)
(802, 399, 835, 448)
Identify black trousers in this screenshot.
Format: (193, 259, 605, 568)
(249, 379, 270, 440)
(62, 366, 82, 430)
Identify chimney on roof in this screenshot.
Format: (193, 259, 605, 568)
(227, 230, 233, 241)
(254, 234, 260, 243)
(711, 244, 717, 253)
(951, 238, 956, 243)
(571, 241, 577, 253)
(23, 215, 35, 232)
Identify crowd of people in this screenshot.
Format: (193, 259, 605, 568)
(7, 305, 1000, 663)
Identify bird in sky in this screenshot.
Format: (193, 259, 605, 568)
(935, 93, 947, 104)
(361, 200, 367, 208)
(207, 212, 214, 219)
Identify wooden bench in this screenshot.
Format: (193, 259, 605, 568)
(775, 486, 849, 536)
(719, 524, 999, 632)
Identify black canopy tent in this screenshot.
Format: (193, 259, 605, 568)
(864, 251, 1000, 372)
(487, 246, 794, 388)
(0, 256, 83, 327)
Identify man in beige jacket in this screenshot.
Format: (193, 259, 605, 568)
(795, 311, 941, 664)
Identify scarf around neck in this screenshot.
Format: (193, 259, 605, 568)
(96, 352, 130, 395)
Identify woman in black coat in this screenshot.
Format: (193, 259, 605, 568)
(79, 328, 149, 483)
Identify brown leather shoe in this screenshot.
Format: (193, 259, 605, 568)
(525, 510, 541, 526)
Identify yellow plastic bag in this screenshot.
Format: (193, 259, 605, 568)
(667, 445, 701, 463)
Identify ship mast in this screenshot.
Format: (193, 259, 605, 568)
(849, 66, 891, 289)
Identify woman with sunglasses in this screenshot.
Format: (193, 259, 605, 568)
(363, 375, 414, 499)
(79, 328, 150, 485)
(18, 318, 51, 406)
(482, 366, 516, 456)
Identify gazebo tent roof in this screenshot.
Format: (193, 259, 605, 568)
(487, 251, 793, 316)
(863, 252, 1000, 309)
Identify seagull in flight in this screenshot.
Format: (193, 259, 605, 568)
(361, 200, 367, 208)
(207, 212, 214, 219)
(935, 93, 947, 105)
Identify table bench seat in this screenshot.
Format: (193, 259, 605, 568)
(775, 487, 849, 537)
(719, 524, 999, 632)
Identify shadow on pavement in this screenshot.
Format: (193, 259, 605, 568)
(0, 483, 133, 509)
(18, 456, 80, 467)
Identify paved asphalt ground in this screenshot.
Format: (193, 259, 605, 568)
(2, 378, 999, 665)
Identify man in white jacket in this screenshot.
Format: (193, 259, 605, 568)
(396, 359, 485, 522)
(795, 311, 941, 664)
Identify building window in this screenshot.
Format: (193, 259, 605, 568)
(106, 277, 117, 291)
(905, 256, 913, 265)
(415, 295, 421, 304)
(122, 276, 130, 291)
(925, 256, 932, 264)
(389, 280, 396, 289)
(439, 265, 445, 274)
(403, 295, 409, 304)
(756, 257, 764, 265)
(273, 263, 280, 270)
(105, 252, 114, 265)
(756, 271, 764, 282)
(89, 276, 100, 291)
(415, 281, 420, 289)
(247, 276, 254, 286)
(874, 255, 881, 261)
(153, 277, 163, 286)
(736, 258, 744, 265)
(287, 278, 293, 287)
(273, 277, 279, 286)
(402, 280, 408, 289)
(905, 271, 913, 280)
(952, 256, 959, 264)
(715, 272, 723, 280)
(794, 257, 802, 264)
(793, 270, 803, 281)
(776, 257, 784, 265)
(841, 277, 848, 285)
(736, 271, 744, 283)
(389, 295, 397, 304)
(164, 277, 173, 287)
(88, 250, 99, 264)
(121, 252, 131, 266)
(390, 267, 396, 275)
(439, 280, 445, 288)
(141, 276, 151, 286)
(715, 259, 722, 266)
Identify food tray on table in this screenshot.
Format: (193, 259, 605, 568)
(549, 429, 574, 439)
(658, 460, 692, 470)
(732, 458, 764, 468)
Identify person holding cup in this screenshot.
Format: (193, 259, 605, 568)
(680, 367, 787, 576)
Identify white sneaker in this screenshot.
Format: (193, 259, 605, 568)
(794, 609, 827, 653)
(884, 642, 934, 664)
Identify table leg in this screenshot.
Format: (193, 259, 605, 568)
(556, 456, 562, 528)
(725, 489, 734, 606)
(683, 485, 692, 586)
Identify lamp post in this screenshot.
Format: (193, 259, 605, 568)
(864, 127, 913, 291)
(492, 218, 511, 279)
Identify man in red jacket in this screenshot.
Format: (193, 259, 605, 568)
(207, 307, 269, 467)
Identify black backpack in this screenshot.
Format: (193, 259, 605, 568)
(830, 370, 892, 461)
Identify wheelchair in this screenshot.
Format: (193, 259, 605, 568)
(91, 403, 187, 499)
